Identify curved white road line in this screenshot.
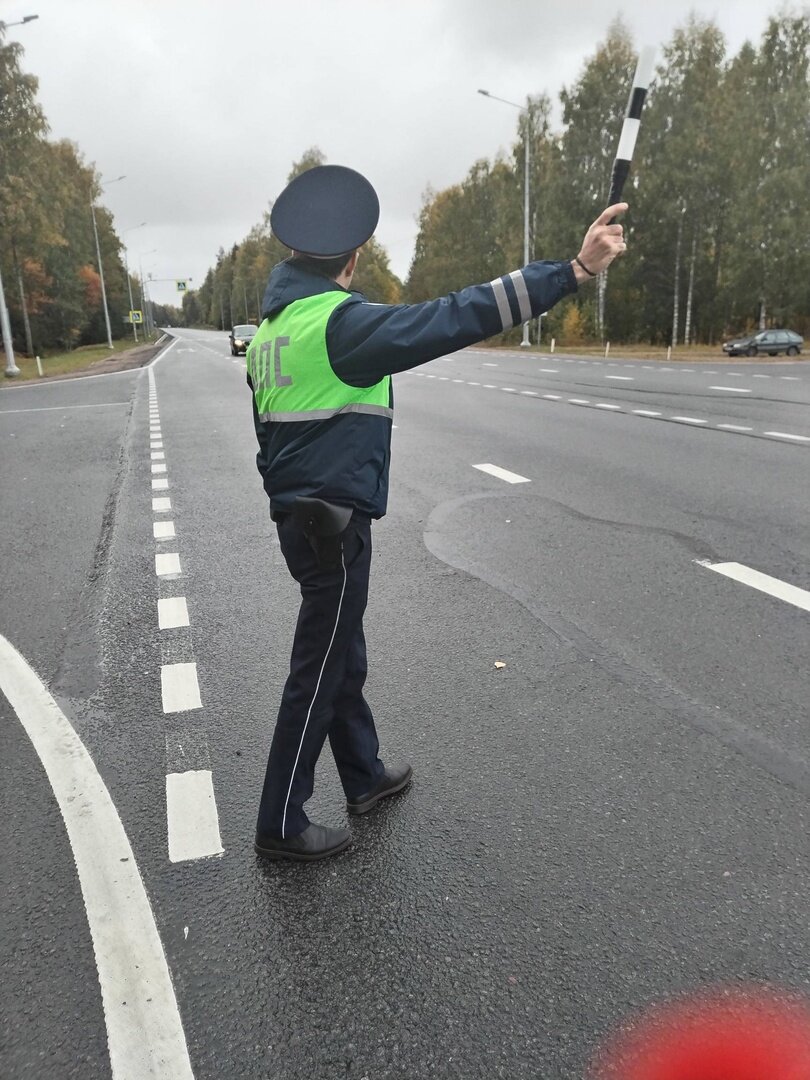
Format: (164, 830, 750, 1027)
(0, 633, 194, 1079)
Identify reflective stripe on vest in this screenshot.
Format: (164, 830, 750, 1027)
(247, 291, 391, 420)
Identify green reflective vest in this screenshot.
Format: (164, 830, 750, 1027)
(246, 292, 391, 422)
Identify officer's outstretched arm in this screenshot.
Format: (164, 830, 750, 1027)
(327, 259, 577, 388)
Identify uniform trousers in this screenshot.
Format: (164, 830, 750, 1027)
(256, 512, 385, 839)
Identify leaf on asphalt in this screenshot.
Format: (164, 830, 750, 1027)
(494, 661, 506, 669)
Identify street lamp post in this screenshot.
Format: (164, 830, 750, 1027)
(2, 13, 40, 377)
(478, 88, 532, 349)
(91, 174, 125, 349)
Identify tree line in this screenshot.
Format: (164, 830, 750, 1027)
(407, 11, 810, 346)
(0, 24, 160, 356)
(5, 11, 807, 352)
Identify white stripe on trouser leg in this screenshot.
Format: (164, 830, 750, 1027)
(281, 546, 349, 839)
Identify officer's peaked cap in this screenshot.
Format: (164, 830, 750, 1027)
(271, 165, 380, 258)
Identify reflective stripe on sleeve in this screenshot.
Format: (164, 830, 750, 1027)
(508, 270, 532, 323)
(489, 277, 513, 331)
(259, 402, 394, 423)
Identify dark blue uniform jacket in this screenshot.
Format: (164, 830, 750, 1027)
(249, 257, 577, 519)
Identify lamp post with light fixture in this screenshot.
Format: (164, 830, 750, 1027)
(91, 174, 125, 349)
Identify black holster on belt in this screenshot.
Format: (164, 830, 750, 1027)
(290, 497, 353, 571)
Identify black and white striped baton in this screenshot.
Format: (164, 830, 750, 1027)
(608, 46, 656, 218)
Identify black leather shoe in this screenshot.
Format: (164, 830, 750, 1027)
(347, 764, 413, 815)
(254, 822, 351, 862)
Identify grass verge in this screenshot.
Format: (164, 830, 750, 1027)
(3, 333, 162, 383)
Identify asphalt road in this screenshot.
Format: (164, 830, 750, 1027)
(1, 329, 808, 1079)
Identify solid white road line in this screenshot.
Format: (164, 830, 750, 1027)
(473, 463, 531, 484)
(166, 771, 224, 863)
(158, 597, 190, 630)
(0, 402, 129, 415)
(710, 386, 751, 393)
(155, 552, 182, 577)
(147, 335, 179, 369)
(153, 521, 176, 540)
(697, 561, 810, 613)
(152, 477, 169, 491)
(161, 663, 202, 713)
(152, 497, 172, 512)
(0, 633, 194, 1078)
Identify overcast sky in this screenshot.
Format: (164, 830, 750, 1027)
(9, 0, 778, 305)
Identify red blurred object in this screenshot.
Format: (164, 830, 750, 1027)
(591, 991, 810, 1080)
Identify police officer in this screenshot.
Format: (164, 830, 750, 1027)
(248, 164, 627, 861)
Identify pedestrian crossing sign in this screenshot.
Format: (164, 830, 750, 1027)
(176, 280, 187, 292)
(130, 310, 144, 324)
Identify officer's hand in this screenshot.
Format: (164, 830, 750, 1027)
(572, 203, 629, 283)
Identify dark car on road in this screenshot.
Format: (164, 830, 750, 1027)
(722, 328, 803, 357)
(229, 324, 258, 356)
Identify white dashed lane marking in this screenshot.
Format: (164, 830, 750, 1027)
(166, 771, 224, 863)
(160, 662, 202, 714)
(473, 463, 531, 484)
(697, 561, 810, 613)
(155, 552, 181, 577)
(153, 521, 176, 540)
(409, 370, 809, 444)
(149, 363, 223, 864)
(158, 597, 190, 630)
(763, 431, 810, 443)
